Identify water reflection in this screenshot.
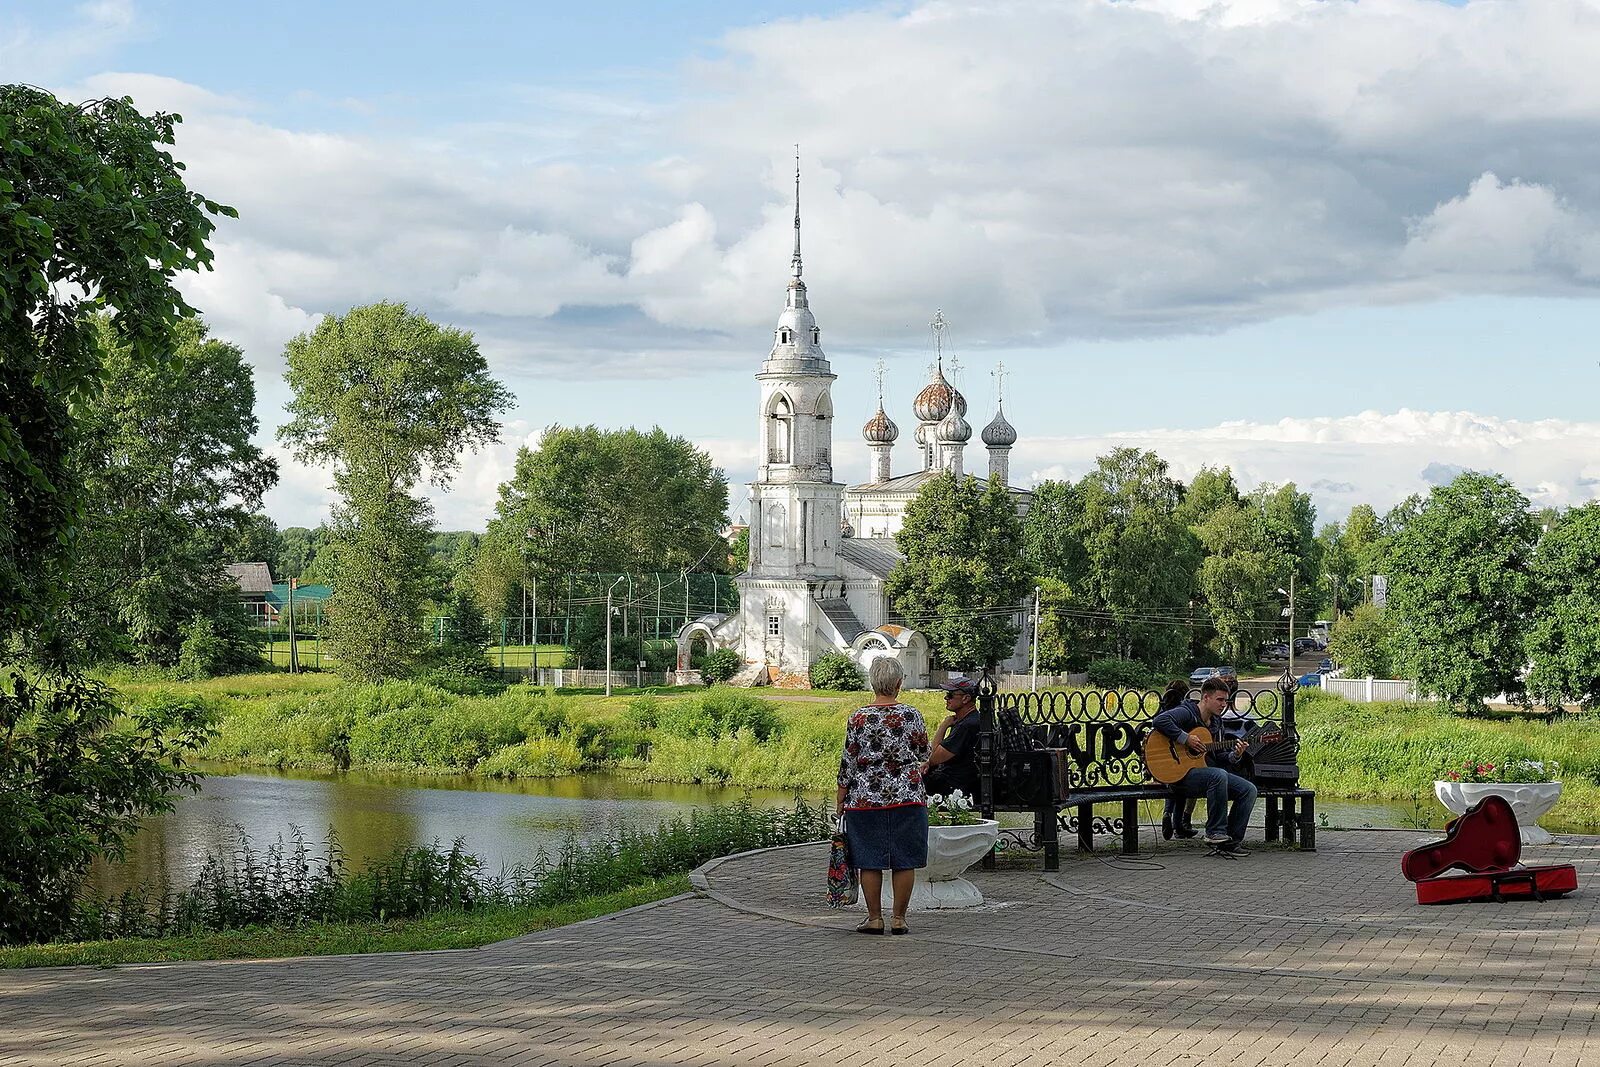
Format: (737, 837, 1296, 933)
(90, 765, 806, 894)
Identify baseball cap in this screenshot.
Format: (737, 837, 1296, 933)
(939, 676, 979, 694)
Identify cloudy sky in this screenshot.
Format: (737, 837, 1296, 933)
(10, 0, 1600, 529)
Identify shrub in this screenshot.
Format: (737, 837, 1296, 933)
(175, 610, 261, 680)
(0, 672, 211, 946)
(700, 648, 742, 685)
(478, 734, 586, 778)
(1086, 657, 1152, 689)
(809, 652, 865, 691)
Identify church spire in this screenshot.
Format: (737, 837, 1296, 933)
(790, 147, 803, 280)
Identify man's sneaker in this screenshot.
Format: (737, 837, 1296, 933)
(1224, 841, 1250, 856)
(1203, 832, 1232, 845)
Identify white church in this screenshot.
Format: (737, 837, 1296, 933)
(678, 173, 1031, 688)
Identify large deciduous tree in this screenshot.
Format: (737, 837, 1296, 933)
(1327, 602, 1398, 679)
(480, 425, 729, 613)
(68, 316, 278, 666)
(1073, 449, 1199, 670)
(1, 87, 231, 945)
(1526, 504, 1600, 710)
(279, 302, 510, 682)
(1387, 472, 1539, 708)
(887, 473, 1030, 670)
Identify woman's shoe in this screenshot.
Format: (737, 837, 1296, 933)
(1161, 811, 1174, 840)
(856, 916, 885, 935)
(890, 916, 909, 935)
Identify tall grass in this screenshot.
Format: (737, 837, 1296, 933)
(64, 798, 830, 944)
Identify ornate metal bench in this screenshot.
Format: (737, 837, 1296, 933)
(974, 674, 1316, 871)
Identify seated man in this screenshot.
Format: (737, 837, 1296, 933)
(1150, 675, 1257, 855)
(921, 676, 981, 800)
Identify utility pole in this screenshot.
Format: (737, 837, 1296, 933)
(605, 575, 625, 697)
(287, 577, 298, 674)
(1030, 585, 1041, 693)
(1287, 572, 1296, 678)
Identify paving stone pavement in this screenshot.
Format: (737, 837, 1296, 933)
(4, 828, 1600, 1066)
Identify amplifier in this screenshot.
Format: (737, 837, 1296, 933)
(1002, 749, 1069, 806)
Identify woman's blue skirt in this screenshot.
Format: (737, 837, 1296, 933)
(846, 804, 929, 870)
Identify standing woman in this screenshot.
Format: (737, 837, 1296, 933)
(835, 657, 931, 935)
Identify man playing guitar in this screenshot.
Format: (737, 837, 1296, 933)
(1149, 675, 1258, 856)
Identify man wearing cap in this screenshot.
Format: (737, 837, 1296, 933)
(921, 676, 982, 799)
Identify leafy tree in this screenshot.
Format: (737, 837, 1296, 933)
(887, 473, 1030, 670)
(1021, 479, 1086, 584)
(1072, 449, 1199, 670)
(1327, 602, 1398, 679)
(1, 87, 234, 656)
(730, 526, 750, 573)
(1526, 504, 1600, 710)
(67, 316, 278, 664)
(810, 651, 865, 691)
(279, 302, 510, 682)
(1316, 521, 1359, 619)
(274, 526, 329, 583)
(1387, 472, 1539, 708)
(484, 425, 729, 587)
(1194, 500, 1278, 665)
(1342, 504, 1384, 591)
(1032, 576, 1076, 673)
(1174, 466, 1241, 530)
(1, 87, 230, 940)
(227, 514, 283, 570)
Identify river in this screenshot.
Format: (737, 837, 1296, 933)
(88, 765, 1583, 894)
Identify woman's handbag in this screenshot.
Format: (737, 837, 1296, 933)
(827, 816, 858, 908)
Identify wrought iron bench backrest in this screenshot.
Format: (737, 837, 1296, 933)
(986, 686, 1294, 791)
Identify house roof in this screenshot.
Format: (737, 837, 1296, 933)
(223, 562, 274, 596)
(845, 470, 1033, 498)
(838, 538, 900, 579)
(816, 598, 866, 644)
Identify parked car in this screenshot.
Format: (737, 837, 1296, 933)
(1261, 643, 1289, 659)
(1297, 672, 1322, 687)
(1217, 666, 1236, 678)
(1189, 667, 1218, 684)
(1318, 658, 1334, 674)
(1293, 637, 1322, 654)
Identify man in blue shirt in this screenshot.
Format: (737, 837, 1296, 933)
(1150, 675, 1257, 855)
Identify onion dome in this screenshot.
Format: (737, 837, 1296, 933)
(981, 405, 1017, 447)
(914, 422, 930, 446)
(912, 366, 967, 423)
(936, 409, 972, 444)
(862, 405, 899, 444)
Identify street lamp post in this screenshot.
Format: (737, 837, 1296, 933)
(605, 574, 626, 697)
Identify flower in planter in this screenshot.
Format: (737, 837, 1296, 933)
(928, 789, 979, 826)
(1444, 759, 1561, 784)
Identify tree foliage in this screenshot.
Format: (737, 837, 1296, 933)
(1386, 472, 1539, 708)
(1327, 602, 1398, 679)
(810, 651, 865, 691)
(1, 87, 234, 655)
(887, 473, 1030, 670)
(484, 425, 730, 586)
(1526, 504, 1600, 710)
(279, 302, 510, 682)
(67, 316, 278, 664)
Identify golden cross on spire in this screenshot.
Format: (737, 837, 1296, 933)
(992, 361, 1007, 407)
(873, 359, 887, 405)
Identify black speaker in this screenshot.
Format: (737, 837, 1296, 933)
(1003, 750, 1065, 807)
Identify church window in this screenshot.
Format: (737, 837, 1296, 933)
(768, 394, 792, 463)
(780, 329, 792, 344)
(767, 614, 782, 637)
(812, 328, 820, 344)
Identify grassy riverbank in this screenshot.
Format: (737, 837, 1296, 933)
(0, 877, 689, 969)
(104, 671, 1600, 824)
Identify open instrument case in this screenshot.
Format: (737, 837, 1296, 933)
(1400, 794, 1577, 904)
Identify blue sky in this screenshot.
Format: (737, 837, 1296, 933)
(7, 0, 1599, 527)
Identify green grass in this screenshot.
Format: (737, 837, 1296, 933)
(0, 877, 688, 969)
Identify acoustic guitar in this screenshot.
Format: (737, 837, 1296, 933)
(1143, 725, 1283, 785)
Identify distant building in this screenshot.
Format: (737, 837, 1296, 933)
(223, 562, 275, 622)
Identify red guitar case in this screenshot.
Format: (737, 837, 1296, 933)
(1400, 795, 1577, 905)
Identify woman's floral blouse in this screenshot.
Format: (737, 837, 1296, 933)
(837, 703, 931, 810)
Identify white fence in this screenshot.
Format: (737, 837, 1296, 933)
(1322, 676, 1421, 703)
(530, 668, 673, 689)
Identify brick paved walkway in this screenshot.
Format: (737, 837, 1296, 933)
(3, 829, 1599, 1065)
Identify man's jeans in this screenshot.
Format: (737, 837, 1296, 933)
(1172, 767, 1257, 841)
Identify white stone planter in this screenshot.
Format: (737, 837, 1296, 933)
(910, 819, 1000, 910)
(1434, 780, 1564, 845)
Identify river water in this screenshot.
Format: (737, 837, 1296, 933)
(89, 766, 1584, 894)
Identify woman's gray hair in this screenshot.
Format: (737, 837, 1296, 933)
(867, 655, 904, 696)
